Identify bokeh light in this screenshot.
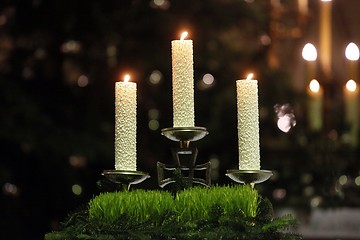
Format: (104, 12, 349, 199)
(2, 182, 19, 197)
(72, 184, 83, 196)
(274, 104, 296, 133)
(149, 70, 163, 84)
(345, 42, 360, 61)
(273, 188, 287, 201)
(77, 75, 89, 87)
(302, 43, 317, 61)
(345, 79, 357, 92)
(309, 79, 320, 93)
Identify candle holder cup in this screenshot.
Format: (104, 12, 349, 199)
(102, 170, 150, 191)
(226, 169, 273, 187)
(161, 127, 208, 148)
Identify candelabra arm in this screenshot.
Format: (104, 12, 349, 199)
(226, 169, 272, 186)
(102, 170, 150, 191)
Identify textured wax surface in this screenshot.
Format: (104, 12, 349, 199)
(236, 80, 260, 170)
(115, 82, 137, 171)
(171, 39, 195, 127)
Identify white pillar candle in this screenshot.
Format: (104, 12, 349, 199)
(115, 74, 137, 171)
(171, 32, 195, 127)
(236, 74, 260, 170)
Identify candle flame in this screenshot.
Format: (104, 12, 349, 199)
(124, 74, 131, 83)
(180, 32, 188, 41)
(246, 73, 254, 80)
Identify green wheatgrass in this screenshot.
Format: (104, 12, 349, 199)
(89, 185, 259, 224)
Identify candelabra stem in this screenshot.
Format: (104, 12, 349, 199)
(180, 140, 190, 149)
(158, 127, 210, 189)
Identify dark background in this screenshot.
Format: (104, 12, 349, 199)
(0, 0, 359, 239)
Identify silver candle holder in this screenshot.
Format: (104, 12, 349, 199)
(102, 169, 150, 191)
(158, 126, 210, 188)
(226, 169, 273, 187)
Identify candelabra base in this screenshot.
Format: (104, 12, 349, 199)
(102, 170, 150, 191)
(159, 126, 210, 189)
(226, 169, 273, 186)
(157, 162, 211, 188)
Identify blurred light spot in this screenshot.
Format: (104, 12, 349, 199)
(32, 0, 41, 7)
(197, 73, 215, 90)
(328, 129, 338, 141)
(244, 0, 255, 3)
(302, 43, 317, 61)
(260, 34, 271, 46)
(291, 27, 302, 38)
(149, 70, 162, 84)
(77, 75, 89, 87)
(0, 15, 7, 26)
(202, 73, 214, 85)
(335, 182, 342, 193)
(355, 176, 360, 186)
(148, 119, 159, 131)
(211, 170, 219, 181)
(303, 186, 314, 197)
(22, 67, 33, 79)
(301, 173, 313, 184)
(63, 59, 82, 85)
(69, 155, 87, 168)
(274, 104, 296, 132)
(210, 155, 220, 181)
(310, 196, 322, 208)
(210, 155, 220, 169)
(72, 184, 82, 195)
(154, 0, 165, 6)
(34, 48, 47, 59)
(107, 45, 117, 57)
(269, 170, 278, 181)
(2, 183, 19, 196)
(61, 40, 82, 54)
(277, 115, 292, 133)
(273, 188, 286, 201)
(346, 79, 357, 92)
(345, 42, 360, 61)
(148, 108, 160, 119)
(21, 142, 32, 153)
(107, 45, 117, 67)
(309, 79, 320, 93)
(338, 175, 348, 186)
(150, 0, 170, 10)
